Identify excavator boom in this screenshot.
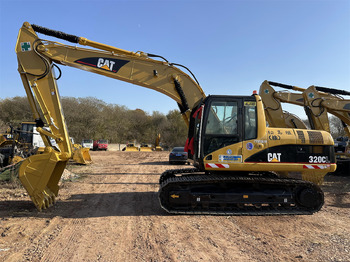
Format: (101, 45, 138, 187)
(22, 23, 206, 125)
(16, 22, 205, 211)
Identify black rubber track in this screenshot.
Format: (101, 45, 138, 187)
(158, 170, 324, 216)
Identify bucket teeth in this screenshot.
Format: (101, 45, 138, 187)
(31, 187, 57, 211)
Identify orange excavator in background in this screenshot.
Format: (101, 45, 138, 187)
(15, 22, 336, 214)
(259, 80, 350, 176)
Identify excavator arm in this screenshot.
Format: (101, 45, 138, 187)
(259, 80, 350, 135)
(302, 85, 350, 137)
(259, 80, 307, 129)
(15, 22, 205, 210)
(259, 80, 350, 176)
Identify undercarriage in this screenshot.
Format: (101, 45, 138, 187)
(159, 168, 324, 215)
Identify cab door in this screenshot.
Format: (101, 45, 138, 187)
(201, 96, 244, 160)
(241, 100, 258, 160)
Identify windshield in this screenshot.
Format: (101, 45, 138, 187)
(205, 101, 238, 135)
(172, 147, 185, 152)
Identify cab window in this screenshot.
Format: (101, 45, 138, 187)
(203, 101, 239, 156)
(205, 101, 238, 135)
(244, 104, 257, 140)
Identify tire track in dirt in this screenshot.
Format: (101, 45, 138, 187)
(38, 218, 86, 262)
(5, 217, 63, 262)
(32, 167, 116, 261)
(22, 152, 164, 261)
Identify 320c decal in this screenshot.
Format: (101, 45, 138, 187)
(309, 156, 329, 163)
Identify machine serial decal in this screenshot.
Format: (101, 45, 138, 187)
(254, 140, 267, 144)
(74, 57, 129, 73)
(206, 163, 230, 168)
(267, 153, 281, 162)
(218, 155, 242, 163)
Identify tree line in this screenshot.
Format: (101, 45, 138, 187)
(0, 96, 188, 149)
(0, 96, 346, 148)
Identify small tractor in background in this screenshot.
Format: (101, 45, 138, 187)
(122, 142, 139, 151)
(139, 144, 153, 152)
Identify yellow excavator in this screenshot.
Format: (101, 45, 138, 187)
(0, 126, 26, 168)
(259, 80, 350, 176)
(154, 134, 163, 151)
(15, 22, 336, 214)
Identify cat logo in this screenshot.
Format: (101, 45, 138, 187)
(267, 153, 281, 162)
(97, 58, 115, 71)
(74, 57, 129, 73)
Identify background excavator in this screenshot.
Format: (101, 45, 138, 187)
(15, 22, 336, 214)
(153, 134, 163, 151)
(0, 121, 91, 182)
(0, 125, 28, 168)
(1, 122, 92, 167)
(259, 80, 350, 176)
(122, 143, 139, 151)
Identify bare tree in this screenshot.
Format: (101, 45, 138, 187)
(329, 116, 346, 138)
(0, 96, 189, 148)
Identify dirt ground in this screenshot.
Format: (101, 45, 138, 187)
(0, 151, 349, 262)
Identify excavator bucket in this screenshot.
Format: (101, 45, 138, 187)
(72, 147, 92, 165)
(18, 151, 68, 211)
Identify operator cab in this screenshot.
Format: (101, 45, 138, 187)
(185, 95, 258, 169)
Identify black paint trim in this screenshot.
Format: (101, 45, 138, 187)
(245, 144, 335, 164)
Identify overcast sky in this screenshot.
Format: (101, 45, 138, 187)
(1, 0, 349, 118)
